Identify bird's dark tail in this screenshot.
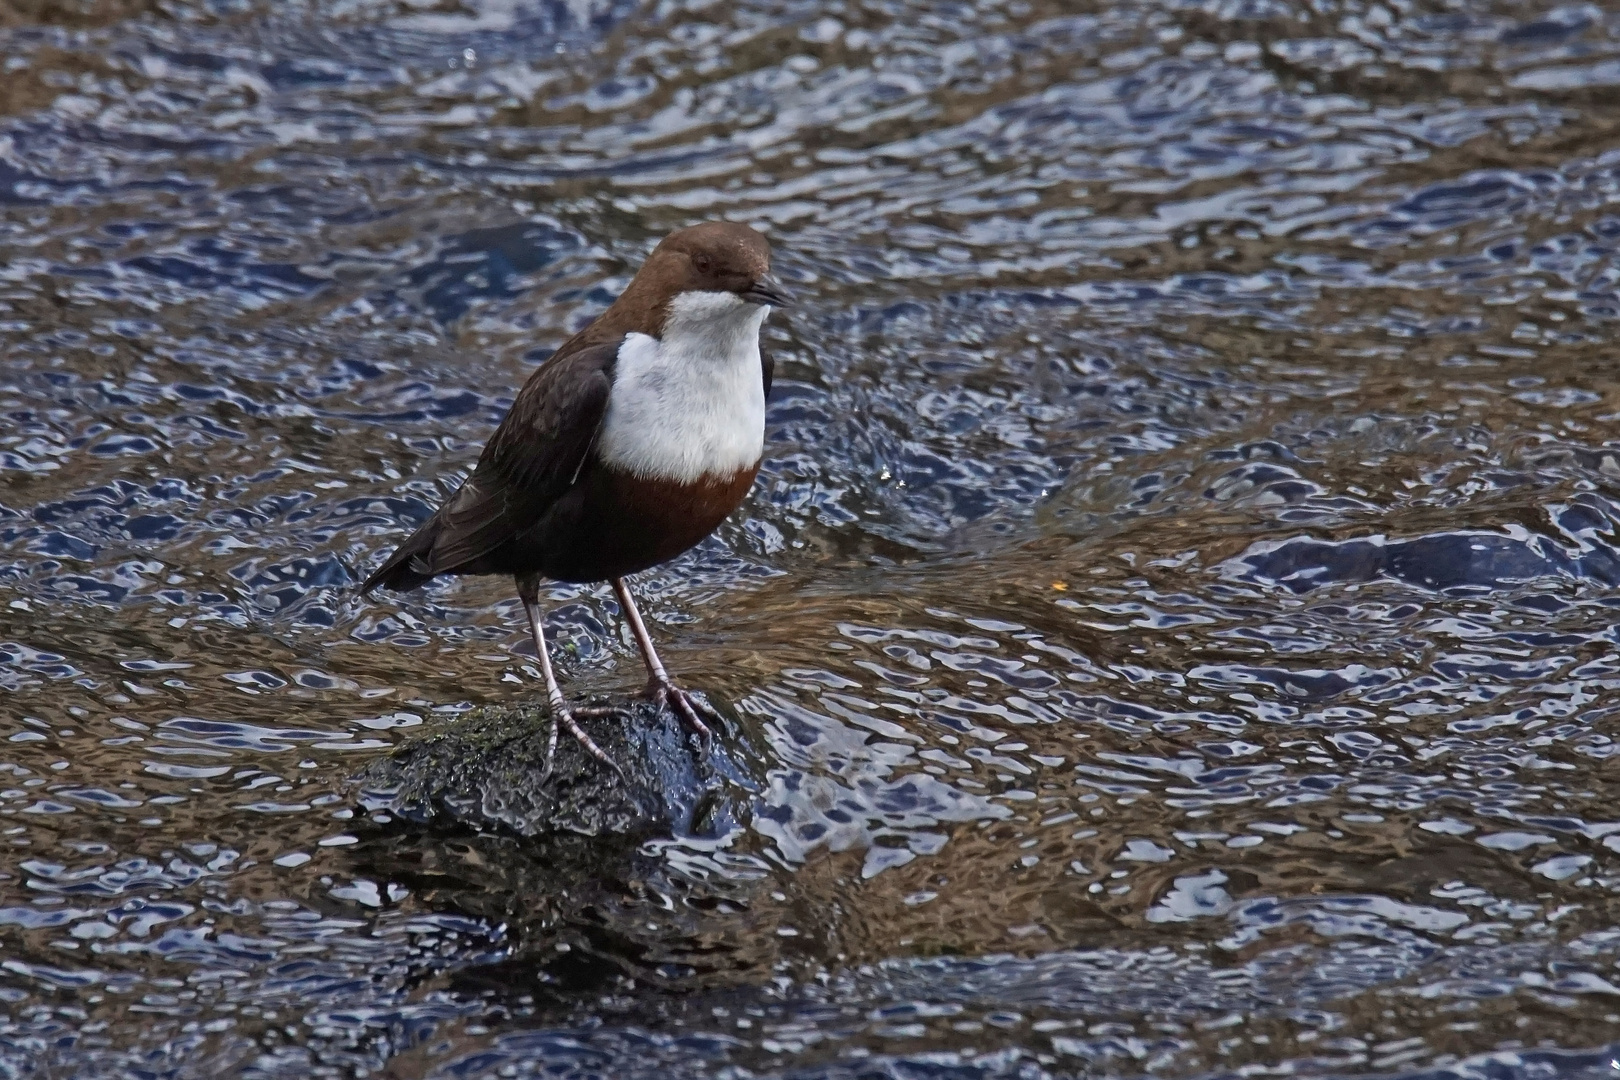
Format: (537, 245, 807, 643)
(360, 516, 442, 596)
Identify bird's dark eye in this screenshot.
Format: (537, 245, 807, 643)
(693, 253, 712, 273)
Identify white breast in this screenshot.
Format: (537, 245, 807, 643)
(596, 290, 769, 484)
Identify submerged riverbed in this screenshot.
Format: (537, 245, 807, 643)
(6, 0, 1620, 1076)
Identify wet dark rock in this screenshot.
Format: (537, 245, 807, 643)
(345, 698, 775, 998)
(355, 697, 759, 841)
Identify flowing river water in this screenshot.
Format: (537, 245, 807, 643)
(7, 0, 1620, 1076)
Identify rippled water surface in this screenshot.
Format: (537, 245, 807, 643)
(9, 0, 1620, 1076)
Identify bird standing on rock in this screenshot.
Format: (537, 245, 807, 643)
(362, 222, 787, 775)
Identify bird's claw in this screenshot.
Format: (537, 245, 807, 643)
(540, 704, 627, 784)
(575, 703, 634, 719)
(649, 680, 719, 740)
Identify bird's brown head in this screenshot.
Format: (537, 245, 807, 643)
(591, 221, 788, 341)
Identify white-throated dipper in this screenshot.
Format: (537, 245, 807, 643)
(362, 221, 787, 775)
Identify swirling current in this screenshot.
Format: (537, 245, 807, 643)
(6, 0, 1620, 1077)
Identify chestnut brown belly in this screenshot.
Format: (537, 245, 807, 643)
(512, 461, 760, 583)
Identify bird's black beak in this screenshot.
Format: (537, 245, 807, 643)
(743, 276, 791, 308)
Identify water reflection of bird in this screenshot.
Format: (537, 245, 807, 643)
(362, 222, 788, 776)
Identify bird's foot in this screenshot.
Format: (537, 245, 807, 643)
(648, 679, 720, 740)
(541, 705, 627, 785)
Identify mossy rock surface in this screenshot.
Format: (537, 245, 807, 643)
(355, 696, 758, 841)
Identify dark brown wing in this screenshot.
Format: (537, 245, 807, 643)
(361, 340, 618, 593)
(762, 350, 774, 398)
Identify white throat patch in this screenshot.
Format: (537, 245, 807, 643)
(596, 290, 769, 484)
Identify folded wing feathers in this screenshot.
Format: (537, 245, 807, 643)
(361, 341, 618, 592)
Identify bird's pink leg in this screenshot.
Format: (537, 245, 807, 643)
(611, 577, 717, 739)
(518, 576, 624, 781)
